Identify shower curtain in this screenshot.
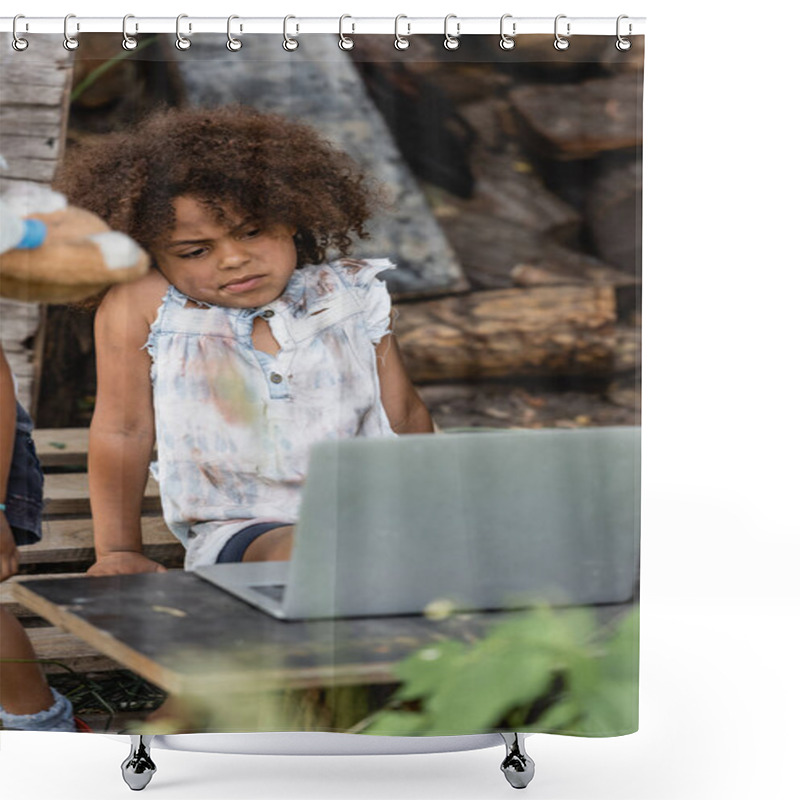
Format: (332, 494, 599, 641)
(0, 28, 642, 742)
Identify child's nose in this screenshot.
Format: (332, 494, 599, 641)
(218, 238, 250, 268)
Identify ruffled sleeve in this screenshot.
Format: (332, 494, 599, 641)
(334, 258, 396, 344)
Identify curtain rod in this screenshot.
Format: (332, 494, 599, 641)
(0, 16, 646, 37)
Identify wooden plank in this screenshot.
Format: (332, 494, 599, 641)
(1, 57, 74, 88)
(0, 84, 68, 107)
(0, 104, 65, 128)
(18, 516, 182, 569)
(32, 428, 89, 467)
(0, 132, 63, 161)
(26, 627, 124, 675)
(44, 473, 161, 515)
(0, 156, 65, 183)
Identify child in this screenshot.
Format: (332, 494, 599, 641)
(0, 178, 148, 731)
(0, 349, 79, 731)
(56, 105, 433, 574)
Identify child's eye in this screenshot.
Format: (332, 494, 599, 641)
(241, 228, 261, 239)
(178, 247, 208, 259)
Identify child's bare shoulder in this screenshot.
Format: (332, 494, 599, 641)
(98, 269, 169, 327)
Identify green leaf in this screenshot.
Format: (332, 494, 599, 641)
(362, 711, 428, 737)
(391, 640, 468, 701)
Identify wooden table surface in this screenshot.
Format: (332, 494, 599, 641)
(13, 571, 632, 696)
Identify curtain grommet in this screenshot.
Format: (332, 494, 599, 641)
(175, 14, 191, 51)
(394, 15, 411, 51)
(283, 15, 299, 51)
(499, 14, 516, 51)
(63, 14, 79, 51)
(122, 14, 138, 50)
(554, 14, 571, 51)
(227, 15, 242, 51)
(616, 15, 632, 51)
(444, 14, 460, 51)
(12, 14, 29, 51)
(339, 14, 355, 51)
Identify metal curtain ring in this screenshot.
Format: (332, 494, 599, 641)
(227, 15, 242, 51)
(175, 14, 191, 50)
(12, 14, 29, 51)
(616, 14, 632, 51)
(443, 14, 460, 51)
(339, 14, 354, 51)
(499, 14, 516, 51)
(554, 14, 570, 51)
(394, 15, 410, 50)
(122, 14, 137, 50)
(283, 15, 299, 51)
(63, 14, 79, 50)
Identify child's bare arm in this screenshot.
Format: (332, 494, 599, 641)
(375, 334, 434, 434)
(88, 275, 166, 575)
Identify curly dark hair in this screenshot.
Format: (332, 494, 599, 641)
(55, 104, 378, 268)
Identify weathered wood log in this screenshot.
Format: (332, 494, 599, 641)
(350, 35, 514, 105)
(472, 34, 644, 76)
(511, 242, 638, 288)
(394, 285, 616, 382)
(510, 72, 643, 160)
(417, 380, 639, 431)
(423, 142, 583, 289)
(586, 155, 642, 274)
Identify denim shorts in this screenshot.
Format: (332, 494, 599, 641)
(215, 521, 292, 563)
(4, 402, 44, 546)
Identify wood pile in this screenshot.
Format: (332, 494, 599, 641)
(31, 33, 641, 431)
(349, 35, 642, 427)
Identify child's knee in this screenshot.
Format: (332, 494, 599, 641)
(242, 525, 294, 562)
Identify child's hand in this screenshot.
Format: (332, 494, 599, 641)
(0, 513, 19, 582)
(88, 552, 167, 576)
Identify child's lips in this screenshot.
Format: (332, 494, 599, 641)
(222, 275, 265, 293)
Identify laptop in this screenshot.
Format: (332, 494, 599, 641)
(194, 426, 640, 620)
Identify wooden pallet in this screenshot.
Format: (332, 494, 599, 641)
(3, 428, 184, 675)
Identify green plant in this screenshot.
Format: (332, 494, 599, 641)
(358, 605, 639, 737)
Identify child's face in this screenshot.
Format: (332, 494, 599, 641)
(152, 195, 297, 308)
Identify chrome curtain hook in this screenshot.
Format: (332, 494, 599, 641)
(63, 14, 79, 51)
(443, 14, 460, 51)
(283, 15, 299, 51)
(227, 15, 242, 51)
(175, 13, 191, 51)
(616, 14, 632, 51)
(339, 14, 355, 51)
(122, 14, 138, 50)
(12, 14, 29, 51)
(499, 14, 516, 51)
(394, 15, 411, 50)
(554, 14, 571, 51)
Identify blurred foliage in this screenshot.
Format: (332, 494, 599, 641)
(123, 606, 637, 736)
(360, 605, 639, 737)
